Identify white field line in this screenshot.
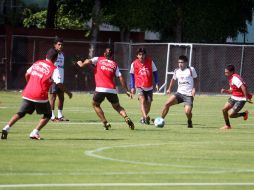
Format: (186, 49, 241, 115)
(1, 182, 254, 188)
(84, 143, 254, 172)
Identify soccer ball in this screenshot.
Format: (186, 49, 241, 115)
(154, 117, 165, 128)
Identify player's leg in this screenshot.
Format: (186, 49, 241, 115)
(136, 88, 148, 124)
(183, 95, 194, 128)
(49, 83, 57, 121)
(228, 101, 248, 120)
(29, 102, 51, 140)
(108, 94, 134, 130)
(221, 99, 234, 129)
(184, 105, 193, 128)
(161, 93, 178, 119)
(92, 92, 109, 129)
(2, 99, 35, 139)
(57, 89, 68, 121)
(143, 90, 153, 124)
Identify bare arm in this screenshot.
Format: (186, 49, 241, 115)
(192, 78, 198, 96)
(76, 59, 92, 68)
(119, 75, 132, 98)
(166, 79, 176, 94)
(25, 73, 30, 82)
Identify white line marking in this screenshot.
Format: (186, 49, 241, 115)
(0, 182, 254, 188)
(84, 143, 254, 172)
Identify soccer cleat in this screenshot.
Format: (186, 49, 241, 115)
(187, 120, 193, 128)
(57, 117, 69, 122)
(140, 118, 145, 124)
(51, 118, 58, 122)
(145, 116, 150, 125)
(220, 125, 232, 130)
(125, 117, 135, 130)
(1, 130, 8, 140)
(29, 134, 41, 140)
(103, 122, 111, 130)
(243, 110, 249, 121)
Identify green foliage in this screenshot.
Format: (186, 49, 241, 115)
(23, 8, 46, 28)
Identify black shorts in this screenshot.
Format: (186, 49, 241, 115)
(136, 88, 153, 102)
(93, 92, 119, 104)
(228, 97, 246, 113)
(18, 99, 51, 115)
(174, 92, 194, 106)
(49, 83, 63, 94)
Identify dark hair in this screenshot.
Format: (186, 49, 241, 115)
(104, 47, 113, 59)
(136, 48, 146, 55)
(226, 64, 235, 72)
(178, 55, 188, 62)
(46, 48, 58, 62)
(53, 36, 63, 44)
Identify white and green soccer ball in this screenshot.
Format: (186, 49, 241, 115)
(154, 117, 165, 128)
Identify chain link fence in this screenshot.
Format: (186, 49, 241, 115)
(0, 35, 6, 90)
(1, 36, 254, 94)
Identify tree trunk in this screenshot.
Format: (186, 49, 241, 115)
(89, 0, 101, 58)
(46, 0, 57, 28)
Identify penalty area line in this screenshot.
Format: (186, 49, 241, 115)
(0, 182, 254, 188)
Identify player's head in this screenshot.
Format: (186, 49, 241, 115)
(53, 36, 64, 52)
(178, 55, 188, 70)
(46, 48, 58, 63)
(225, 64, 235, 77)
(136, 48, 146, 63)
(104, 48, 113, 59)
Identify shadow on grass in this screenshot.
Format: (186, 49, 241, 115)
(45, 138, 125, 141)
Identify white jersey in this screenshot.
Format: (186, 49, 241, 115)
(173, 67, 197, 96)
(52, 52, 64, 83)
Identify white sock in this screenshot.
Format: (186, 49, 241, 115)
(31, 129, 39, 135)
(3, 125, 10, 132)
(51, 110, 56, 119)
(58, 110, 63, 118)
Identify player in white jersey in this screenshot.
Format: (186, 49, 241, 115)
(49, 37, 72, 122)
(160, 55, 198, 128)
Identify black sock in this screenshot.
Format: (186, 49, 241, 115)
(225, 119, 230, 126)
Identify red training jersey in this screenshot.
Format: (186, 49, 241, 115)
(132, 58, 153, 88)
(22, 59, 56, 102)
(229, 73, 252, 99)
(93, 56, 120, 93)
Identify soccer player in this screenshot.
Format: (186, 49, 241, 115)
(220, 64, 251, 129)
(76, 48, 135, 130)
(130, 48, 159, 125)
(160, 55, 197, 128)
(1, 49, 64, 140)
(49, 36, 72, 122)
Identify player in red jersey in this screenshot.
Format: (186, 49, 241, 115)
(221, 64, 252, 129)
(1, 49, 66, 140)
(130, 48, 159, 125)
(76, 48, 134, 130)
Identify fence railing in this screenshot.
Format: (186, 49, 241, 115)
(1, 35, 254, 94)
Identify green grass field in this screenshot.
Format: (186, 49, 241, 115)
(0, 91, 254, 190)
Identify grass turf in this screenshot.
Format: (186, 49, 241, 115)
(0, 91, 254, 190)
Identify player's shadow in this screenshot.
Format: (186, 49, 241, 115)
(45, 138, 125, 141)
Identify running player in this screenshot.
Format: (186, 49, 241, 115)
(221, 64, 251, 129)
(76, 48, 135, 130)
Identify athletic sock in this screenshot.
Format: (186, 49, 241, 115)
(225, 119, 231, 126)
(58, 110, 63, 118)
(3, 125, 10, 132)
(51, 110, 56, 119)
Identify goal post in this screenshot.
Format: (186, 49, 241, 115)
(159, 43, 193, 94)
